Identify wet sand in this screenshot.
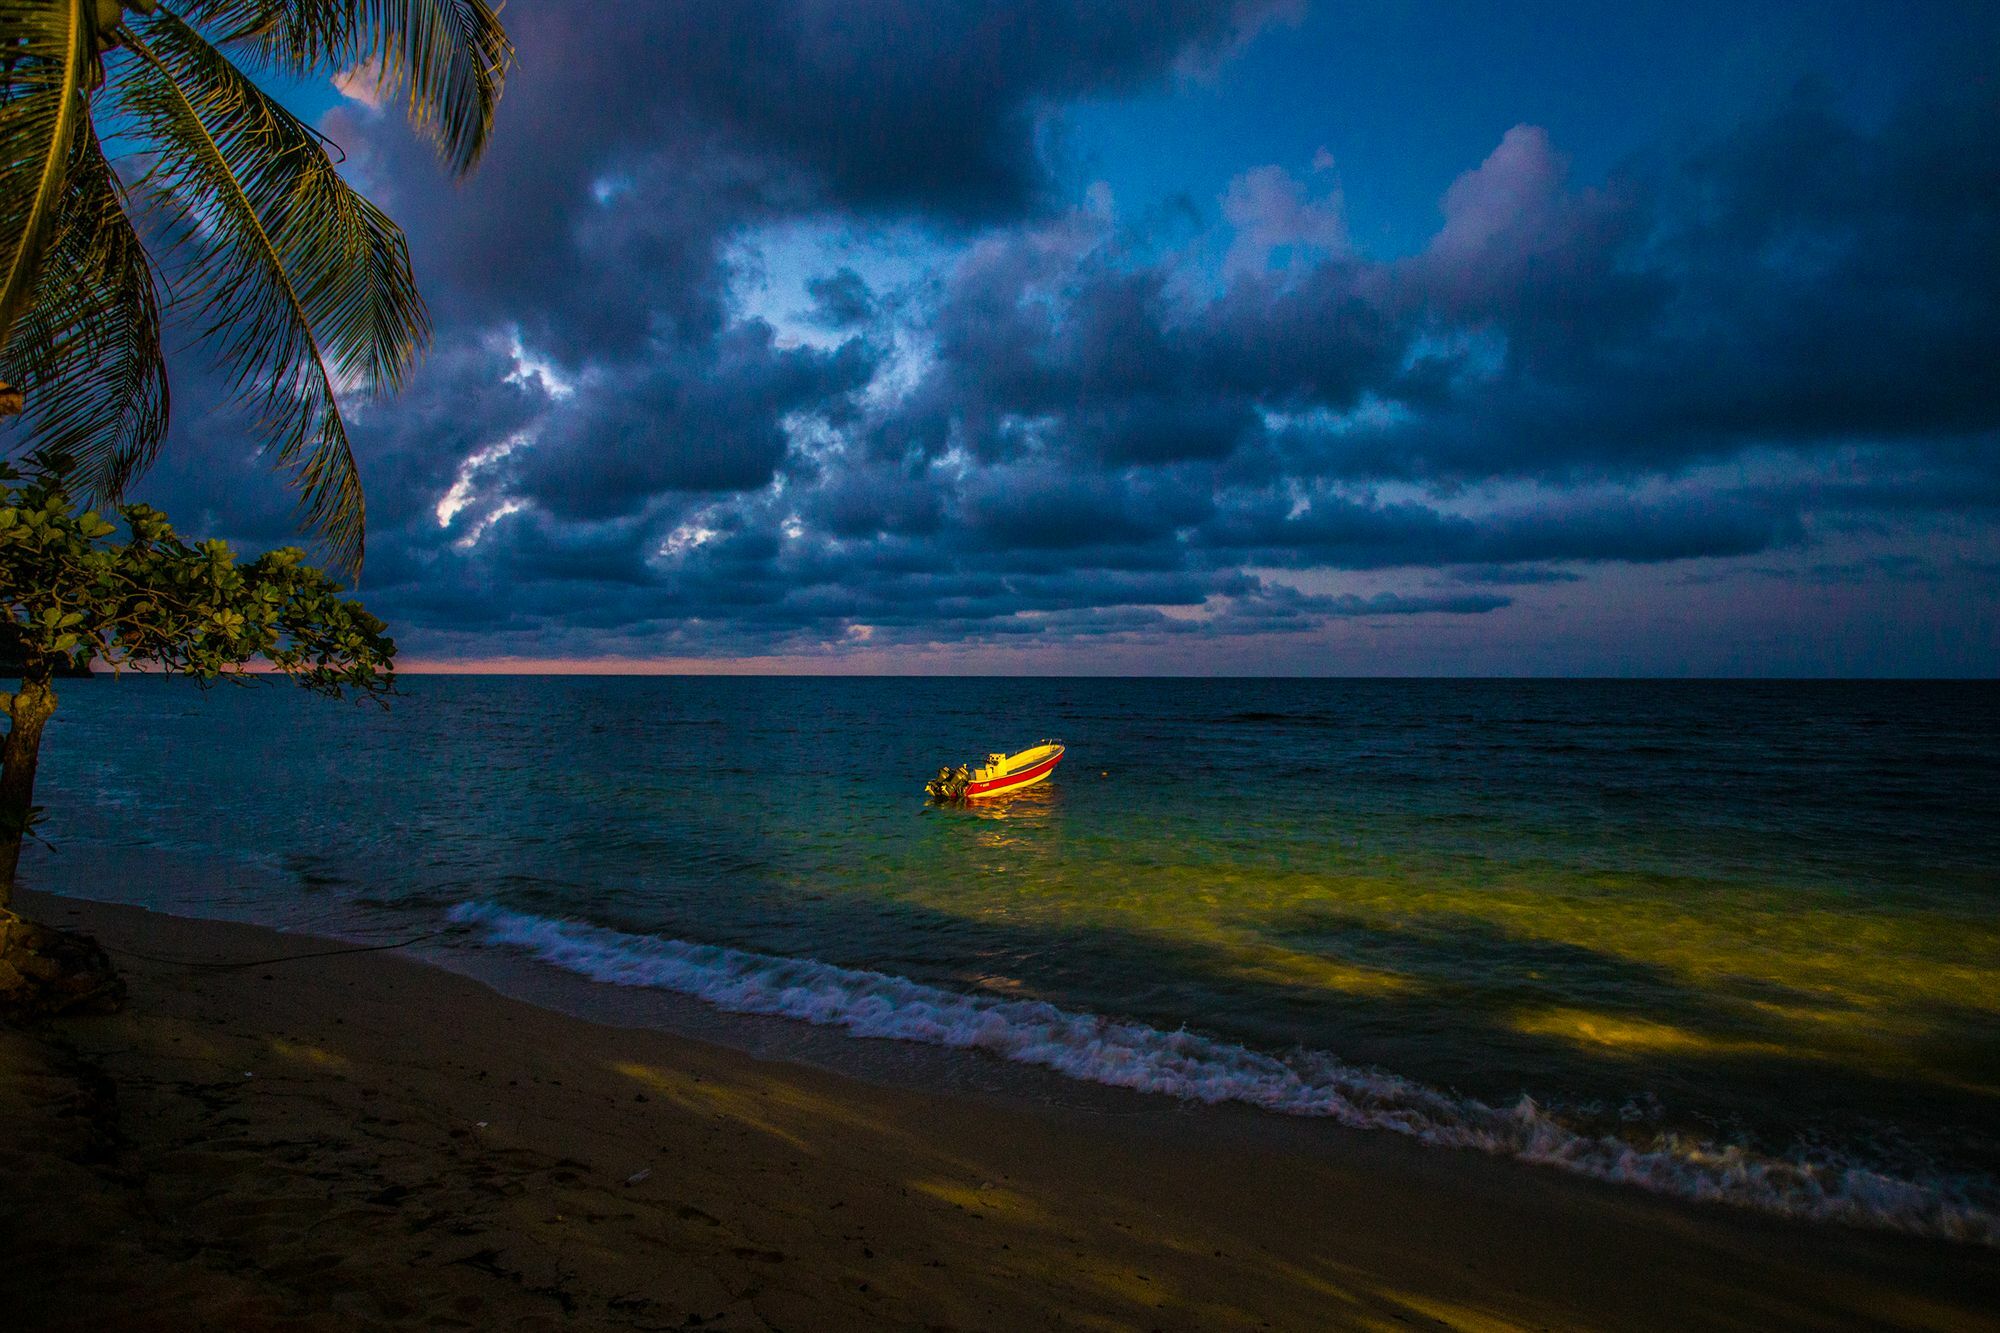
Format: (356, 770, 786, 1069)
(5, 889, 1996, 1332)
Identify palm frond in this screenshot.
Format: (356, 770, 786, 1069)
(0, 0, 90, 346)
(175, 0, 513, 174)
(0, 119, 169, 498)
(117, 11, 437, 571)
(157, 0, 339, 57)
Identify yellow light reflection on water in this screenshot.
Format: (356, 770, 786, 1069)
(1510, 1008, 1789, 1059)
(843, 790, 2000, 1098)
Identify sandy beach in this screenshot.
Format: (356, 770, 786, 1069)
(4, 888, 1996, 1332)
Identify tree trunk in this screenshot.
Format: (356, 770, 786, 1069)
(0, 670, 123, 1018)
(0, 674, 57, 911)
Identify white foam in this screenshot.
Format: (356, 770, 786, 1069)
(448, 901, 1996, 1245)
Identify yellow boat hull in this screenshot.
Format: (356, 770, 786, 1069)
(965, 742, 1065, 799)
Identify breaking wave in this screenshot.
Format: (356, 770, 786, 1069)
(448, 901, 1995, 1245)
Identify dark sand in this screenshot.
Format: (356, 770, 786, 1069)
(4, 889, 1996, 1332)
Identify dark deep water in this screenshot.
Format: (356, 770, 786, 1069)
(28, 676, 2000, 1237)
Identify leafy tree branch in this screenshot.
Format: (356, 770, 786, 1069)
(0, 452, 393, 906)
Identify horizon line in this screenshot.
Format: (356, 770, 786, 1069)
(389, 661, 1995, 681)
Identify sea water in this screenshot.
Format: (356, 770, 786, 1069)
(27, 676, 2000, 1240)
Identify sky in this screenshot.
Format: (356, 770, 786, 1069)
(114, 1, 2000, 673)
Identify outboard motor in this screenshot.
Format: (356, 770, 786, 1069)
(925, 763, 972, 802)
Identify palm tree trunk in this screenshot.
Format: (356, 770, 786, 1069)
(0, 673, 57, 911)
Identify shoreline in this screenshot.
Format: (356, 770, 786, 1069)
(7, 889, 1998, 1331)
(42, 853, 2000, 1247)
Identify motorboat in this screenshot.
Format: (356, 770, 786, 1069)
(926, 741, 1065, 801)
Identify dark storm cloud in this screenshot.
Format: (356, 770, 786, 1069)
(812, 461, 946, 539)
(1439, 565, 1583, 588)
(1320, 93, 1999, 485)
(643, 0, 1296, 219)
(329, 1, 1298, 353)
(61, 5, 1997, 662)
(508, 325, 876, 520)
(806, 269, 877, 329)
(288, 0, 1333, 650)
(908, 92, 2000, 497)
(956, 461, 1214, 551)
(904, 238, 1404, 471)
(1187, 488, 1799, 571)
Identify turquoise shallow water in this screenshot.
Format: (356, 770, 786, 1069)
(26, 676, 2000, 1236)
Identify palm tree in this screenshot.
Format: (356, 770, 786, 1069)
(0, 1, 513, 572)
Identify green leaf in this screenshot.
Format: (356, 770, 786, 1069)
(0, 120, 171, 503)
(116, 14, 412, 575)
(0, 0, 90, 339)
(175, 1, 514, 175)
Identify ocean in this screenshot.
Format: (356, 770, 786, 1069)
(27, 675, 2000, 1241)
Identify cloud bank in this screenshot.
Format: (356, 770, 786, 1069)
(69, 2, 2000, 670)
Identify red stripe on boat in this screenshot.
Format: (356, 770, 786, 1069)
(965, 752, 1062, 796)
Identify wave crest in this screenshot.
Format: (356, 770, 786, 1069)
(448, 901, 1995, 1245)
